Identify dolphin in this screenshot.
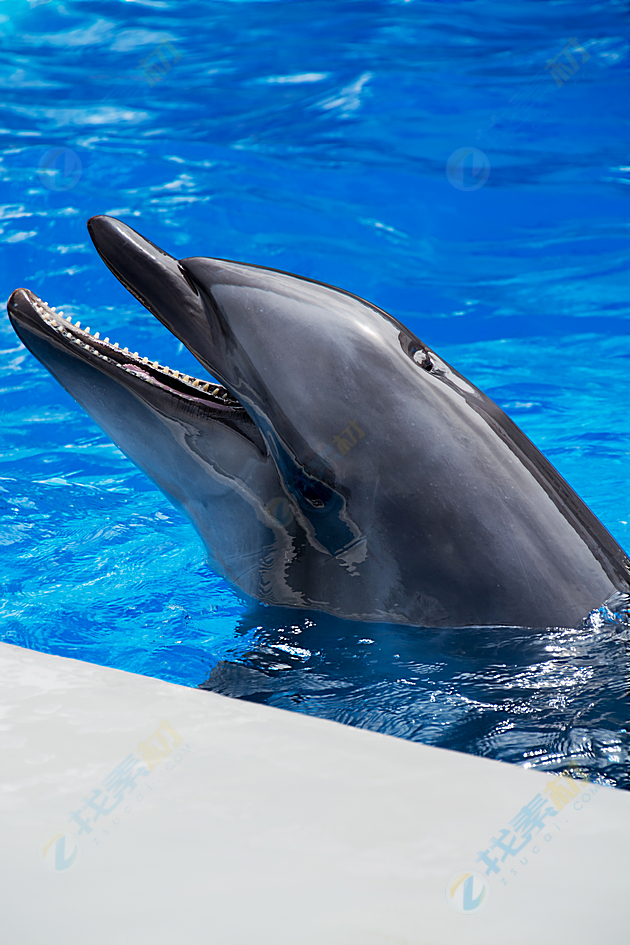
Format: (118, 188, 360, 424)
(7, 216, 630, 629)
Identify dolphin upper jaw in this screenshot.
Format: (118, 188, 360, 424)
(86, 216, 209, 352)
(86, 216, 243, 401)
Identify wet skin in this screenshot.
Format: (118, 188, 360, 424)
(7, 216, 630, 629)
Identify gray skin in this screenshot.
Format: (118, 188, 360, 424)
(7, 216, 630, 629)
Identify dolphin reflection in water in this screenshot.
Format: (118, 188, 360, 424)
(7, 216, 630, 630)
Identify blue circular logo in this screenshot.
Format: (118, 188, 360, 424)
(38, 147, 82, 192)
(446, 147, 490, 192)
(445, 869, 490, 914)
(266, 496, 294, 526)
(39, 831, 81, 872)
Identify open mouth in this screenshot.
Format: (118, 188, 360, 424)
(14, 288, 245, 414)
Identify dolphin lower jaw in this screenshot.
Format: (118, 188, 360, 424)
(7, 285, 385, 620)
(8, 288, 245, 414)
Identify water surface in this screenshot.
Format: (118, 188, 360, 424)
(0, 0, 628, 787)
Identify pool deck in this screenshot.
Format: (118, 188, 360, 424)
(1, 640, 628, 944)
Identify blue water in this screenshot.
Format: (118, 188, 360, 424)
(0, 1, 628, 787)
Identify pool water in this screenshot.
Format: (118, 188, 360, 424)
(0, 0, 628, 787)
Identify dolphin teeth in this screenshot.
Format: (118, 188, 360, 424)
(29, 294, 243, 406)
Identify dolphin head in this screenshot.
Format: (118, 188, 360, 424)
(7, 216, 629, 628)
(83, 216, 435, 547)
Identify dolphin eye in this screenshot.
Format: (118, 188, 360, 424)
(411, 346, 433, 371)
(398, 331, 434, 372)
(307, 497, 325, 509)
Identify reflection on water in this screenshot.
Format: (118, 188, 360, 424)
(198, 598, 630, 789)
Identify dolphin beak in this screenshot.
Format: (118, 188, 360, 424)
(7, 287, 42, 332)
(87, 215, 210, 354)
